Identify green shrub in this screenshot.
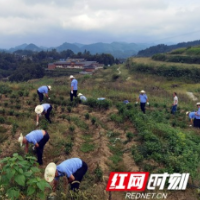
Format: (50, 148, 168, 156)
(15, 104, 21, 109)
(65, 140, 73, 155)
(67, 106, 72, 113)
(85, 113, 90, 120)
(0, 153, 51, 200)
(94, 164, 103, 182)
(9, 110, 14, 116)
(0, 116, 5, 124)
(126, 132, 134, 141)
(80, 143, 95, 153)
(18, 90, 24, 97)
(91, 117, 96, 125)
(69, 125, 75, 132)
(0, 85, 11, 94)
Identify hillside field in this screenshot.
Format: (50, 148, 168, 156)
(1, 57, 200, 199)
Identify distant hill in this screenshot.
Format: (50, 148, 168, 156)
(55, 42, 80, 53)
(4, 42, 152, 58)
(137, 40, 200, 57)
(9, 43, 28, 52)
(25, 43, 42, 51)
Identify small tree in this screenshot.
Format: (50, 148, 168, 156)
(0, 153, 51, 200)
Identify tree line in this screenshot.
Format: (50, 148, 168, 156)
(137, 40, 200, 57)
(0, 49, 117, 82)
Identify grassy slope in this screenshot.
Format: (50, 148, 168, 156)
(0, 61, 200, 199)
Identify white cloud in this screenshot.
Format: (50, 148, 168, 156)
(0, 0, 200, 48)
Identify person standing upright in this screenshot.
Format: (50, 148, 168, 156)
(70, 75, 78, 102)
(136, 90, 149, 114)
(37, 85, 51, 102)
(171, 92, 178, 114)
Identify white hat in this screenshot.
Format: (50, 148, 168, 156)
(35, 105, 44, 114)
(140, 90, 145, 93)
(197, 102, 200, 106)
(78, 93, 83, 97)
(44, 162, 57, 182)
(18, 133, 23, 146)
(186, 111, 190, 115)
(69, 75, 74, 79)
(48, 85, 52, 90)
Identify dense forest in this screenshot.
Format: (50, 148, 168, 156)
(0, 49, 116, 82)
(137, 40, 200, 57)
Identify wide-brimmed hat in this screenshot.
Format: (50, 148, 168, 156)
(69, 75, 74, 79)
(18, 133, 23, 146)
(186, 111, 190, 115)
(140, 90, 145, 93)
(44, 162, 57, 183)
(197, 102, 200, 106)
(35, 105, 44, 114)
(48, 85, 52, 90)
(78, 93, 83, 97)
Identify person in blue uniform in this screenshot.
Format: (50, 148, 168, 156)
(18, 130, 49, 165)
(44, 158, 88, 191)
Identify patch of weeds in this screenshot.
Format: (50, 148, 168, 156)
(61, 107, 65, 112)
(0, 126, 7, 133)
(69, 125, 75, 132)
(80, 143, 95, 153)
(85, 113, 90, 120)
(65, 138, 73, 155)
(126, 132, 134, 141)
(11, 122, 18, 136)
(80, 134, 95, 153)
(91, 116, 96, 125)
(40, 119, 49, 130)
(94, 164, 103, 182)
(110, 114, 124, 123)
(8, 110, 14, 116)
(67, 106, 72, 113)
(0, 116, 5, 124)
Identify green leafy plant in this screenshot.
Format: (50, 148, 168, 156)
(94, 164, 103, 182)
(91, 117, 96, 125)
(126, 132, 134, 141)
(85, 113, 90, 120)
(0, 153, 51, 200)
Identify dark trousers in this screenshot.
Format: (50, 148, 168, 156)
(70, 161, 88, 191)
(171, 105, 177, 114)
(70, 90, 77, 102)
(140, 103, 146, 113)
(36, 132, 49, 165)
(45, 105, 52, 123)
(37, 90, 43, 102)
(193, 118, 200, 128)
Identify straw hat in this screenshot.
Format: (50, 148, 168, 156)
(186, 111, 190, 115)
(78, 93, 83, 97)
(140, 90, 145, 93)
(35, 105, 44, 114)
(44, 162, 57, 182)
(69, 75, 74, 79)
(196, 102, 200, 106)
(18, 133, 23, 146)
(48, 85, 52, 90)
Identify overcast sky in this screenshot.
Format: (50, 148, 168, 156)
(0, 0, 200, 48)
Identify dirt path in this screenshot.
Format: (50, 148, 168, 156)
(186, 92, 198, 101)
(117, 67, 121, 75)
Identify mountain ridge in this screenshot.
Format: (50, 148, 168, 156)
(2, 42, 152, 58)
